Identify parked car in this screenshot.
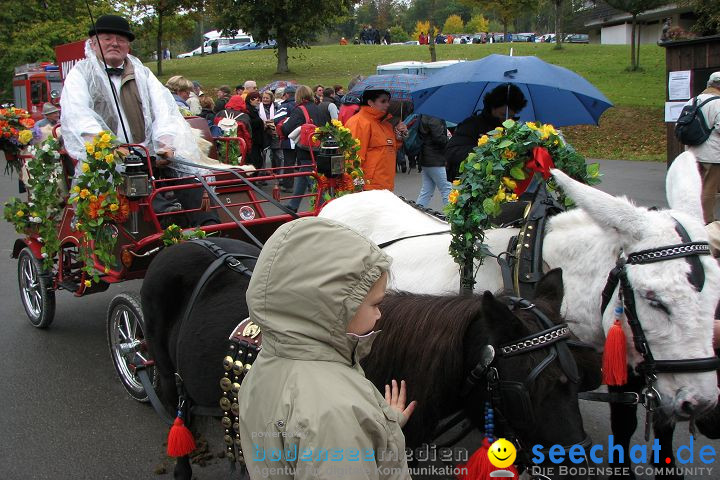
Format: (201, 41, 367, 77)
(230, 40, 277, 51)
(565, 34, 589, 43)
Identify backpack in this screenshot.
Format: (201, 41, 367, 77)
(675, 96, 720, 146)
(403, 114, 423, 157)
(298, 105, 320, 148)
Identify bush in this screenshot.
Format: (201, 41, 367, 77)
(389, 25, 410, 43)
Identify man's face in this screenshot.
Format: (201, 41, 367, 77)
(45, 111, 60, 124)
(92, 34, 131, 67)
(246, 83, 257, 93)
(218, 90, 228, 99)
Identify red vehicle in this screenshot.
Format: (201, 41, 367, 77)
(10, 119, 342, 399)
(11, 40, 85, 119)
(12, 63, 63, 120)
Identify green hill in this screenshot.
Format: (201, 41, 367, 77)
(152, 43, 667, 161)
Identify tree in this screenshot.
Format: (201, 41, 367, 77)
(208, 0, 352, 74)
(462, 0, 536, 38)
(129, 0, 193, 76)
(443, 14, 465, 33)
(679, 0, 720, 36)
(603, 0, 664, 70)
(389, 25, 410, 43)
(412, 20, 432, 40)
(0, 0, 117, 99)
(465, 13, 489, 33)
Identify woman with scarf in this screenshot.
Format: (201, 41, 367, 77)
(245, 91, 265, 170)
(259, 90, 282, 170)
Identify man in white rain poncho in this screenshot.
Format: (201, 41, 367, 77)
(60, 15, 214, 219)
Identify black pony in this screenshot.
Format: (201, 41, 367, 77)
(142, 238, 601, 479)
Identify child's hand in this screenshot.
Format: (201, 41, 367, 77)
(385, 379, 417, 428)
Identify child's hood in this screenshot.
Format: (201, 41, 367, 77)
(246, 217, 391, 365)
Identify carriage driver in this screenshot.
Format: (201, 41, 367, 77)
(60, 14, 210, 215)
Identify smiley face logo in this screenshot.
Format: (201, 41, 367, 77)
(487, 438, 517, 469)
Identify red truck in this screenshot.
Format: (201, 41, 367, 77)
(11, 40, 85, 120)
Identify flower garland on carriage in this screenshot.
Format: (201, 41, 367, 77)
(445, 119, 600, 292)
(309, 119, 365, 205)
(0, 107, 36, 174)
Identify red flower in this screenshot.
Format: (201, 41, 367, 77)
(110, 195, 130, 223)
(19, 118, 35, 128)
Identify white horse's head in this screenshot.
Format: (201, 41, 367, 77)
(551, 154, 720, 419)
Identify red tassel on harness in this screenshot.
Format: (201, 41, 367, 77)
(167, 416, 196, 457)
(456, 438, 519, 480)
(602, 307, 628, 386)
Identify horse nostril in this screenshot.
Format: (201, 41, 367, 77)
(681, 401, 695, 415)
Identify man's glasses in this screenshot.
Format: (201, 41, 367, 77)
(97, 35, 130, 46)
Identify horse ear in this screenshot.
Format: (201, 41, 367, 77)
(666, 151, 704, 221)
(533, 268, 564, 313)
(551, 169, 647, 241)
(480, 291, 525, 343)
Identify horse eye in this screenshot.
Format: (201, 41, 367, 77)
(647, 298, 670, 315)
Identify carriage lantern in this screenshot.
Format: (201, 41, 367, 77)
(119, 150, 152, 199)
(315, 136, 344, 178)
(119, 150, 152, 235)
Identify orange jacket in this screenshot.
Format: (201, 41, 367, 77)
(346, 106, 399, 191)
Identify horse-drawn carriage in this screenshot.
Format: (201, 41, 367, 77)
(8, 116, 337, 402)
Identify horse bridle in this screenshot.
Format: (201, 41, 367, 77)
(599, 219, 720, 436)
(449, 297, 591, 471)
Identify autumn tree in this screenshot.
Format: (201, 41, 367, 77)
(443, 14, 465, 33)
(679, 0, 720, 36)
(603, 0, 664, 70)
(462, 0, 535, 38)
(208, 0, 352, 74)
(465, 14, 489, 34)
(412, 20, 432, 40)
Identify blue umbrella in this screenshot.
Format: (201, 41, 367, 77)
(350, 74, 426, 102)
(410, 54, 613, 126)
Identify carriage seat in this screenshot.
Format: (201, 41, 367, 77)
(184, 116, 219, 160)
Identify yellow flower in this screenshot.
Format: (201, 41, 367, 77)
(105, 154, 114, 163)
(84, 280, 92, 287)
(100, 133, 111, 144)
(492, 127, 504, 136)
(508, 193, 518, 201)
(79, 189, 90, 199)
(94, 151, 103, 160)
(72, 186, 81, 193)
(502, 177, 517, 190)
(526, 121, 538, 130)
(452, 179, 461, 186)
(493, 185, 507, 203)
(104, 267, 110, 274)
(544, 124, 557, 135)
(16, 210, 24, 217)
(18, 130, 33, 145)
(503, 149, 516, 159)
(109, 203, 119, 212)
(89, 195, 98, 202)
(331, 119, 343, 128)
(85, 143, 95, 155)
(81, 163, 90, 173)
(314, 127, 320, 133)
(448, 189, 460, 204)
(477, 135, 489, 146)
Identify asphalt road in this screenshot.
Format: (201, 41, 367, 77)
(1, 158, 718, 480)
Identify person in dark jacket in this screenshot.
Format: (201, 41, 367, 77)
(213, 85, 232, 113)
(274, 85, 297, 191)
(445, 83, 527, 181)
(416, 115, 451, 206)
(281, 85, 331, 212)
(245, 91, 266, 170)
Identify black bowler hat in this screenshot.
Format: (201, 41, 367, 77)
(89, 15, 135, 42)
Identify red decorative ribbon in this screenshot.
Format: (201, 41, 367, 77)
(514, 146, 555, 196)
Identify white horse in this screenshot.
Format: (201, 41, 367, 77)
(319, 151, 720, 420)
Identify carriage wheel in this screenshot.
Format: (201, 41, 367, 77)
(17, 247, 56, 329)
(107, 292, 157, 402)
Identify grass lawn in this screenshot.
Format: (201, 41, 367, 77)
(152, 43, 668, 161)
